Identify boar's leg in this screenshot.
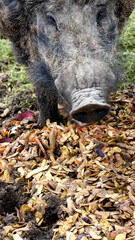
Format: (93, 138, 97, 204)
(29, 62, 61, 126)
(36, 83, 60, 127)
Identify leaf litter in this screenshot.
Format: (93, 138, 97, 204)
(0, 84, 135, 240)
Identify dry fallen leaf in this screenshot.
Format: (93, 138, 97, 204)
(0, 108, 10, 117)
(115, 233, 126, 240)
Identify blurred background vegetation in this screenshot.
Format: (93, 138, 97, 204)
(0, 9, 135, 95)
(0, 39, 29, 90)
(120, 9, 135, 83)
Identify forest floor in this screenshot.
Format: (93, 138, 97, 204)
(0, 65, 135, 240)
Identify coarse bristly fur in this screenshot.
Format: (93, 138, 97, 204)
(0, 0, 134, 126)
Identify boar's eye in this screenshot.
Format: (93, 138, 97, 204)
(46, 15, 58, 29)
(96, 6, 107, 25)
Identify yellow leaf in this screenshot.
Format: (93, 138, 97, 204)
(13, 223, 26, 228)
(113, 147, 122, 153)
(57, 215, 78, 236)
(99, 219, 113, 231)
(70, 213, 78, 223)
(60, 146, 69, 156)
(62, 131, 71, 141)
(4, 169, 10, 181)
(115, 233, 126, 240)
(66, 231, 76, 240)
(21, 204, 31, 214)
(89, 230, 102, 239)
(18, 167, 25, 177)
(45, 170, 53, 181)
(61, 189, 67, 198)
(35, 211, 43, 224)
(25, 166, 49, 178)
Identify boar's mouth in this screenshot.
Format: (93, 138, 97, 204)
(70, 103, 110, 127)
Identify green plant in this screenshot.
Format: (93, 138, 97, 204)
(120, 9, 135, 83)
(0, 39, 29, 87)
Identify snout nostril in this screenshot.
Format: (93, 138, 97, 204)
(71, 106, 109, 125)
(94, 108, 108, 117)
(73, 112, 87, 122)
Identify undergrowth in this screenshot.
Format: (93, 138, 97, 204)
(120, 9, 135, 83)
(0, 39, 29, 88)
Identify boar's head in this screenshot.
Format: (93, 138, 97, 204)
(34, 0, 134, 126)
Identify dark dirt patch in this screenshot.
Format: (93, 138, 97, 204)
(43, 195, 65, 226)
(0, 181, 29, 216)
(0, 186, 65, 240)
(23, 195, 66, 240)
(0, 74, 9, 98)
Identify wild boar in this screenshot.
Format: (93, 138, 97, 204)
(0, 0, 134, 126)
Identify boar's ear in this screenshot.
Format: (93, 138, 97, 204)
(115, 0, 135, 33)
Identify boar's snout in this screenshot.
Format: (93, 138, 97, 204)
(70, 89, 110, 126)
(70, 103, 110, 126)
